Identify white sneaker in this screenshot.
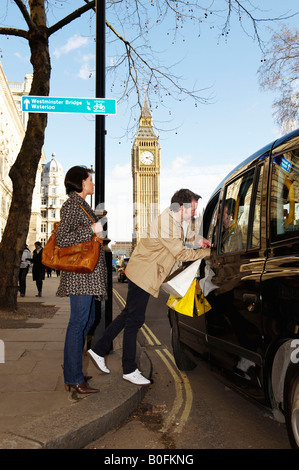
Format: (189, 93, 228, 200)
(123, 369, 150, 385)
(87, 349, 110, 374)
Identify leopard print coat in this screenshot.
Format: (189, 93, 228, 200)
(56, 192, 107, 300)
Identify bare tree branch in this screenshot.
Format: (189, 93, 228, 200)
(47, 1, 95, 36)
(0, 26, 28, 39)
(13, 0, 35, 29)
(258, 25, 299, 132)
(106, 19, 210, 109)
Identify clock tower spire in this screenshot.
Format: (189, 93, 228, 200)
(131, 92, 161, 247)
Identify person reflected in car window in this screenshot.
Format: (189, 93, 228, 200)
(221, 198, 243, 253)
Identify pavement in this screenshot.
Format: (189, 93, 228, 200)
(0, 273, 151, 449)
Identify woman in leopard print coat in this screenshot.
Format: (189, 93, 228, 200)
(56, 166, 107, 394)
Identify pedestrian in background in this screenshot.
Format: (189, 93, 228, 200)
(56, 165, 107, 395)
(46, 267, 52, 277)
(19, 244, 31, 297)
(88, 189, 211, 385)
(32, 241, 45, 297)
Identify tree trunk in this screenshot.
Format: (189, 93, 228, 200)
(0, 4, 50, 311)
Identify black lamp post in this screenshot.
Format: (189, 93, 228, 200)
(94, 0, 113, 338)
(95, 0, 105, 206)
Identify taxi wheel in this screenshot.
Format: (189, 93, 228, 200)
(284, 362, 299, 449)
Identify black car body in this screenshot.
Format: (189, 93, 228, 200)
(169, 128, 299, 449)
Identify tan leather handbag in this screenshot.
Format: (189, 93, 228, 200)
(42, 205, 103, 274)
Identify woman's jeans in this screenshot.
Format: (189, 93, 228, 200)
(64, 295, 95, 385)
(93, 280, 150, 374)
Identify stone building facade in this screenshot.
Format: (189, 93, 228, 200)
(0, 62, 66, 250)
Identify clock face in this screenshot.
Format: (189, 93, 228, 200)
(140, 150, 154, 165)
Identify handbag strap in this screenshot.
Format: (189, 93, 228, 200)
(75, 200, 103, 243)
(52, 201, 103, 244)
(73, 199, 96, 223)
(79, 204, 95, 223)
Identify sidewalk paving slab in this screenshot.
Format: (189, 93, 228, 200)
(0, 274, 151, 449)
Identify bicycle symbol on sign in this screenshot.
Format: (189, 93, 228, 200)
(93, 101, 106, 113)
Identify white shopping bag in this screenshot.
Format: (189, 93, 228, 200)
(162, 259, 202, 298)
(199, 261, 218, 296)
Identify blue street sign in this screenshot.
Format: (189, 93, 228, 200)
(281, 156, 292, 173)
(21, 96, 117, 115)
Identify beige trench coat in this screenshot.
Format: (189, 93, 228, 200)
(126, 207, 210, 298)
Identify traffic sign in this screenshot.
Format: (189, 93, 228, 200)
(21, 96, 117, 115)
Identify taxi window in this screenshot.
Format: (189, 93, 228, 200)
(270, 149, 299, 242)
(220, 169, 255, 253)
(203, 192, 220, 247)
(250, 165, 264, 249)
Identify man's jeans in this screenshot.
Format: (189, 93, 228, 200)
(64, 295, 95, 385)
(93, 280, 150, 374)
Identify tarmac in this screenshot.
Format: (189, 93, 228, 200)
(0, 273, 151, 449)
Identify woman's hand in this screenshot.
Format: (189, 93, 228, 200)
(91, 221, 103, 237)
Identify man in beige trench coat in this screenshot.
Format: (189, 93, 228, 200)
(88, 189, 211, 385)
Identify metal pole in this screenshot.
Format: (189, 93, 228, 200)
(95, 0, 105, 205)
(94, 0, 113, 343)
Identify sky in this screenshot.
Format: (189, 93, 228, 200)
(1, 1, 299, 242)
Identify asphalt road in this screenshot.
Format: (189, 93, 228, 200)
(85, 275, 291, 450)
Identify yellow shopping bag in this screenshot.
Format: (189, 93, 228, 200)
(195, 280, 212, 316)
(167, 279, 212, 317)
(166, 279, 197, 317)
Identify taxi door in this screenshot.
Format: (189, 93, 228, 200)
(204, 161, 268, 399)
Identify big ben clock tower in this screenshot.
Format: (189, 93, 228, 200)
(131, 93, 161, 247)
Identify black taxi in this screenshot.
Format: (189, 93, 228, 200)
(169, 128, 299, 449)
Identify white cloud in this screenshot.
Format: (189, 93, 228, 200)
(108, 56, 117, 67)
(160, 163, 233, 214)
(77, 54, 95, 80)
(171, 156, 190, 170)
(105, 167, 133, 243)
(53, 34, 89, 59)
(77, 63, 90, 80)
(111, 163, 131, 179)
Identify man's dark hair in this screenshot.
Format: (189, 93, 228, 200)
(64, 166, 92, 195)
(170, 189, 201, 212)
